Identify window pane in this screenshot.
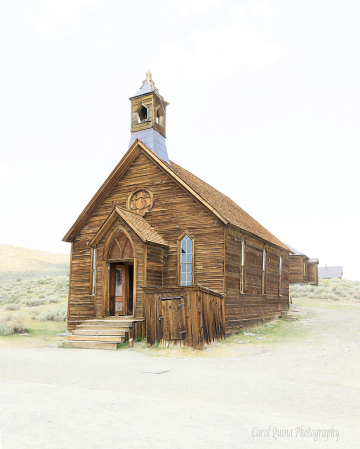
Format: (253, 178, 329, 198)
(186, 264, 192, 273)
(181, 238, 187, 252)
(181, 254, 186, 263)
(186, 253, 191, 263)
(181, 264, 186, 273)
(187, 238, 192, 253)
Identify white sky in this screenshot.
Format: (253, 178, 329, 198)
(1, 0, 359, 280)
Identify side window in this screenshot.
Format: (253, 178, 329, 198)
(279, 255, 282, 296)
(262, 248, 266, 294)
(180, 235, 193, 286)
(240, 239, 245, 293)
(90, 248, 96, 295)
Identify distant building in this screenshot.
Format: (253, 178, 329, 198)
(284, 244, 319, 285)
(318, 266, 343, 279)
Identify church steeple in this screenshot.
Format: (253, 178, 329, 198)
(128, 70, 170, 164)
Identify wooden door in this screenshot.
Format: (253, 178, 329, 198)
(115, 265, 126, 315)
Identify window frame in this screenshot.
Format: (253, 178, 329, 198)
(240, 238, 246, 294)
(177, 232, 195, 286)
(90, 247, 96, 296)
(262, 248, 267, 295)
(155, 104, 165, 128)
(136, 103, 149, 124)
(279, 254, 282, 296)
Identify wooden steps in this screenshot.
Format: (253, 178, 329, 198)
(66, 316, 145, 350)
(64, 341, 118, 350)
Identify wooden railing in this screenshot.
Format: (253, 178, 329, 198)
(142, 285, 226, 349)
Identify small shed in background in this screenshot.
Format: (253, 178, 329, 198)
(318, 265, 343, 279)
(285, 244, 319, 285)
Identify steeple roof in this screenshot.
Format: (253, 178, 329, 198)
(130, 69, 169, 104)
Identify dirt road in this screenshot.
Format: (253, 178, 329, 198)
(0, 302, 359, 448)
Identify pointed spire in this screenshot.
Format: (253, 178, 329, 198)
(130, 69, 168, 103)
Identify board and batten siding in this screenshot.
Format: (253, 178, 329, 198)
(224, 226, 289, 333)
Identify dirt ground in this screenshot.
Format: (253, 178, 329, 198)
(1, 301, 359, 449)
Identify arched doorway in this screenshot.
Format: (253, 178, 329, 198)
(105, 229, 136, 316)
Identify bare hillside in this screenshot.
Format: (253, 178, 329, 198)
(0, 244, 69, 281)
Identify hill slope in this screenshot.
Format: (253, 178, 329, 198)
(0, 244, 69, 281)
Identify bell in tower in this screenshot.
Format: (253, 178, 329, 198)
(128, 70, 170, 164)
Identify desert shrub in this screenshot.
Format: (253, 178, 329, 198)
(0, 313, 25, 334)
(0, 323, 12, 336)
(5, 303, 20, 311)
(30, 309, 41, 320)
(25, 298, 45, 307)
(48, 297, 61, 303)
(38, 307, 66, 322)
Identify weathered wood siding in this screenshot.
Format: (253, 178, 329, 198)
(143, 286, 226, 349)
(67, 237, 96, 329)
(224, 226, 289, 333)
(146, 245, 164, 288)
(289, 255, 306, 284)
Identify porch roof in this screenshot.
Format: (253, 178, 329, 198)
(89, 206, 169, 248)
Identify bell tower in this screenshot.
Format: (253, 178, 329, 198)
(128, 70, 170, 164)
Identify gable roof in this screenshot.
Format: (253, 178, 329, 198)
(166, 161, 290, 251)
(284, 244, 305, 256)
(306, 258, 319, 264)
(90, 206, 168, 248)
(318, 266, 343, 279)
(63, 140, 289, 251)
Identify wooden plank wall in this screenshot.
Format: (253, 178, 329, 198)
(224, 226, 289, 333)
(146, 244, 164, 287)
(143, 286, 226, 349)
(67, 239, 96, 330)
(289, 256, 306, 284)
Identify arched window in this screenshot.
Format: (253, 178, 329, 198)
(180, 234, 193, 286)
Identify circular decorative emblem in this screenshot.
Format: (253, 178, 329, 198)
(127, 188, 153, 216)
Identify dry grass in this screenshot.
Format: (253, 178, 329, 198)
(290, 278, 360, 302)
(0, 244, 69, 282)
(0, 275, 69, 347)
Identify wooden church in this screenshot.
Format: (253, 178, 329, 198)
(63, 71, 291, 349)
